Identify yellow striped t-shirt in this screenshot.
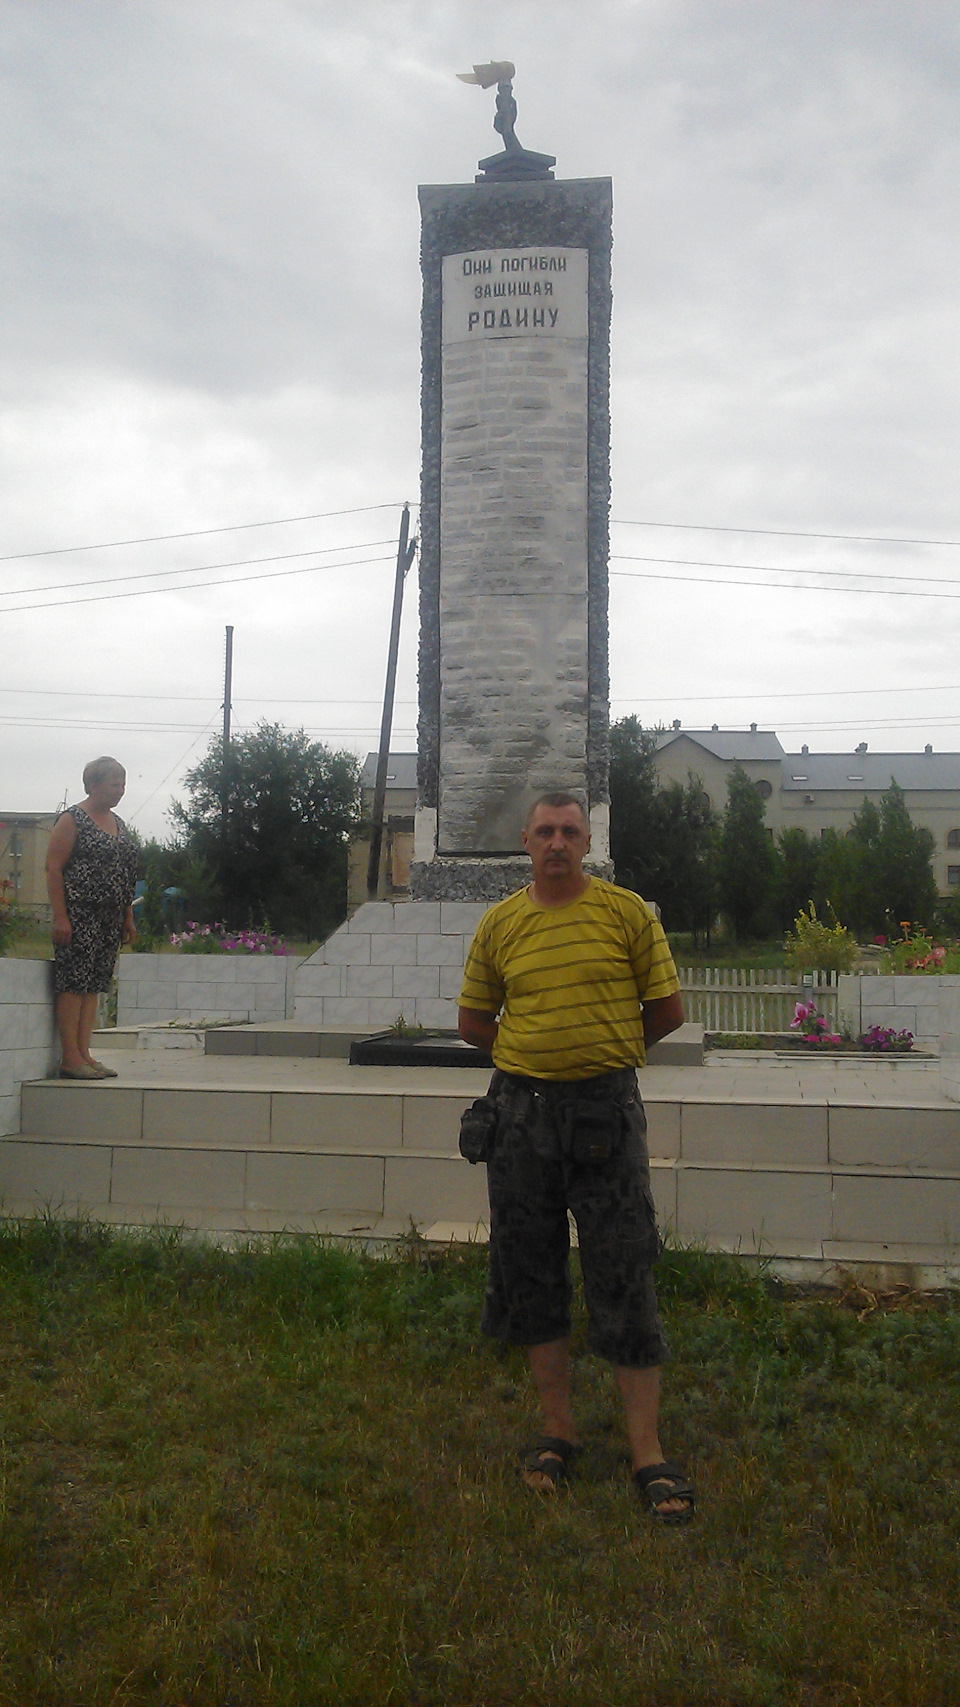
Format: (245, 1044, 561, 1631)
(459, 877, 680, 1080)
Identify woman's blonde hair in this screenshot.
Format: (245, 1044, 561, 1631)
(82, 755, 124, 791)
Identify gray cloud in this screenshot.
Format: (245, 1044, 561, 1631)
(3, 0, 960, 834)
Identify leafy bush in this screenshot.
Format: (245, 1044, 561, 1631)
(784, 901, 859, 972)
(0, 879, 30, 956)
(935, 891, 960, 938)
(878, 926, 960, 973)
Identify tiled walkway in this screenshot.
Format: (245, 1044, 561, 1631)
(71, 1045, 953, 1111)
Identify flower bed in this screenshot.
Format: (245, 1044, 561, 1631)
(706, 1033, 930, 1056)
(789, 1000, 915, 1053)
(167, 923, 295, 955)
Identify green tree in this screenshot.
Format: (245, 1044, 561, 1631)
(718, 765, 779, 939)
(131, 838, 219, 946)
(650, 777, 718, 944)
(873, 781, 937, 931)
(818, 803, 880, 937)
(819, 787, 936, 937)
(777, 827, 822, 932)
(171, 723, 360, 940)
(609, 716, 661, 897)
(609, 719, 719, 938)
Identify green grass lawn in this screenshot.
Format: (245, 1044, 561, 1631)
(665, 937, 795, 970)
(1, 1222, 958, 1706)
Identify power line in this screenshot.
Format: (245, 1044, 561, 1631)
(610, 683, 960, 705)
(610, 560, 960, 601)
(127, 721, 221, 826)
(0, 551, 398, 615)
(0, 687, 418, 705)
(3, 545, 946, 616)
(615, 711, 960, 732)
(1, 677, 957, 707)
(611, 517, 960, 549)
(0, 539, 394, 602)
(0, 502, 410, 564)
(4, 501, 955, 571)
(611, 551, 960, 590)
(0, 716, 208, 733)
(751, 715, 960, 734)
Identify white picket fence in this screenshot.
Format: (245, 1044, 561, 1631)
(676, 966, 838, 1033)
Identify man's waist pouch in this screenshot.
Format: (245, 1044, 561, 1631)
(458, 1095, 499, 1165)
(498, 1066, 640, 1165)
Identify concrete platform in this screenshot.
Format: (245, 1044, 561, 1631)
(207, 1020, 702, 1069)
(3, 1046, 959, 1284)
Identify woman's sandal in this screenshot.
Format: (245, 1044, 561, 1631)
(58, 1064, 102, 1080)
(519, 1436, 582, 1492)
(89, 1060, 118, 1078)
(634, 1461, 696, 1524)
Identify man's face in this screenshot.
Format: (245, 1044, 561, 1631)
(522, 801, 591, 883)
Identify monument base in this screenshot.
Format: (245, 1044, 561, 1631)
(410, 856, 614, 902)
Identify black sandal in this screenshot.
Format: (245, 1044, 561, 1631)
(634, 1460, 696, 1524)
(519, 1436, 581, 1492)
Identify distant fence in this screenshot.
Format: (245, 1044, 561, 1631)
(677, 967, 838, 1033)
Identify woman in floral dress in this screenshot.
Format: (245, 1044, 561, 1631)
(45, 756, 138, 1079)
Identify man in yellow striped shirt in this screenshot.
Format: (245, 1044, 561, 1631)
(458, 792, 694, 1522)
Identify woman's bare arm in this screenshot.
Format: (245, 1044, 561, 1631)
(45, 813, 77, 946)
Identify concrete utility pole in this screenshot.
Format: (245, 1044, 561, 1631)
(367, 506, 417, 901)
(221, 625, 234, 880)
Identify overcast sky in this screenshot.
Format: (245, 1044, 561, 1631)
(4, 0, 960, 839)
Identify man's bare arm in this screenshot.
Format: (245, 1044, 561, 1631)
(642, 990, 685, 1052)
(458, 1007, 499, 1053)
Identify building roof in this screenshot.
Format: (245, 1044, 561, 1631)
(781, 751, 960, 793)
(653, 730, 960, 793)
(360, 751, 418, 790)
(357, 743, 960, 798)
(656, 728, 785, 763)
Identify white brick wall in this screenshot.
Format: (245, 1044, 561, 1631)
(941, 987, 960, 1100)
(294, 900, 490, 1030)
(118, 955, 301, 1027)
(839, 973, 960, 1054)
(0, 959, 58, 1134)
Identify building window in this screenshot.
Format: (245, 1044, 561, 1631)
(947, 830, 960, 848)
(949, 866, 960, 886)
(756, 779, 773, 799)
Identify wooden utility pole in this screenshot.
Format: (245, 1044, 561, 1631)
(367, 506, 417, 900)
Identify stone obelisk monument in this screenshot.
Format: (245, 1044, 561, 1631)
(294, 68, 614, 1029)
(411, 64, 613, 899)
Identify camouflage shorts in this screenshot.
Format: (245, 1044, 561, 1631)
(481, 1066, 669, 1368)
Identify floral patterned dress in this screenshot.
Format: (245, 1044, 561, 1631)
(53, 807, 138, 995)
